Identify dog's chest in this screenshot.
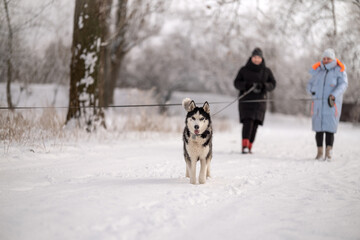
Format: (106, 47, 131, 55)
(186, 137, 209, 158)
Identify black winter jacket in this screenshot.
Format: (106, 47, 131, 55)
(233, 58, 276, 125)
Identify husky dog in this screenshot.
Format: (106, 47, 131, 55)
(182, 98, 213, 184)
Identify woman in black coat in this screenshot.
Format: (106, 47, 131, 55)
(234, 48, 276, 154)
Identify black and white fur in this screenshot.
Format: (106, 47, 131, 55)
(182, 98, 213, 184)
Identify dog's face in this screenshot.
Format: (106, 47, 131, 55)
(183, 99, 211, 135)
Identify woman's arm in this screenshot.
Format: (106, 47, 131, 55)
(331, 71, 348, 99)
(264, 68, 276, 92)
(234, 68, 246, 90)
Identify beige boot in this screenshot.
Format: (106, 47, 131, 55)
(325, 146, 332, 161)
(315, 147, 323, 160)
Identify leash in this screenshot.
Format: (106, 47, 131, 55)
(0, 103, 183, 110)
(0, 87, 321, 112)
(211, 85, 256, 117)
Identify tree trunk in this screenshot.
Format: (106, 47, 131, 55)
(3, 0, 14, 110)
(104, 0, 128, 107)
(105, 53, 126, 106)
(66, 0, 108, 131)
(331, 0, 337, 36)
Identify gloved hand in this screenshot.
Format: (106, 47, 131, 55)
(328, 95, 335, 107)
(252, 83, 264, 94)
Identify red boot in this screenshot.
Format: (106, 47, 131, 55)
(242, 139, 250, 154)
(248, 142, 253, 154)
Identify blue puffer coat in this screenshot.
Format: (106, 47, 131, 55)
(306, 59, 348, 133)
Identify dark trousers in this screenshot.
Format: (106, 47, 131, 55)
(242, 119, 260, 143)
(316, 132, 334, 147)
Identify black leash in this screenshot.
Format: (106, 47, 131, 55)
(211, 85, 256, 117)
(0, 103, 182, 110)
(0, 88, 320, 111)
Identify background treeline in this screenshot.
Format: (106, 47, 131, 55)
(1, 0, 359, 118)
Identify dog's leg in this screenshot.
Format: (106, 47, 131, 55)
(199, 158, 207, 184)
(206, 158, 211, 178)
(190, 160, 197, 184)
(186, 160, 190, 178)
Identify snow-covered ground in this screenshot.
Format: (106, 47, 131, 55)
(1, 84, 360, 240)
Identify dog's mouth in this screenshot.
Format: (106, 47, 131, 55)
(194, 130, 200, 135)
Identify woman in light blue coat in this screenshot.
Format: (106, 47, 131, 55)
(307, 48, 348, 160)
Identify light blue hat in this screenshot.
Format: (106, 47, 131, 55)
(322, 48, 336, 60)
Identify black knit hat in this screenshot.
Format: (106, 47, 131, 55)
(251, 47, 263, 58)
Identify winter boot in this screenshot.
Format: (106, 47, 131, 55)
(242, 139, 250, 154)
(325, 146, 332, 161)
(248, 142, 253, 154)
(315, 147, 323, 160)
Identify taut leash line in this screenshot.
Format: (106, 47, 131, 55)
(0, 88, 321, 112)
(211, 85, 256, 117)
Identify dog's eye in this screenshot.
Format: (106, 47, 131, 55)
(200, 117, 204, 121)
(191, 117, 195, 120)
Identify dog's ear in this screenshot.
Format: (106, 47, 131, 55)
(182, 98, 196, 112)
(203, 101, 210, 114)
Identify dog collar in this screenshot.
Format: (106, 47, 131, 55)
(191, 133, 199, 139)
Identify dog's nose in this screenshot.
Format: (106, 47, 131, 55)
(194, 125, 199, 130)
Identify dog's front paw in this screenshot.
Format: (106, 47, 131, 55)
(199, 177, 206, 184)
(190, 178, 196, 184)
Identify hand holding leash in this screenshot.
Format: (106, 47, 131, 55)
(252, 83, 264, 94)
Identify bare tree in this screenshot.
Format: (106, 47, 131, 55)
(1, 0, 65, 108)
(123, 32, 193, 112)
(277, 0, 359, 103)
(103, 0, 167, 107)
(331, 0, 337, 36)
(66, 0, 110, 131)
(335, 0, 360, 103)
(103, 0, 127, 107)
(3, 0, 14, 110)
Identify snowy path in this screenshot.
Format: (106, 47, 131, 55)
(1, 115, 360, 240)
